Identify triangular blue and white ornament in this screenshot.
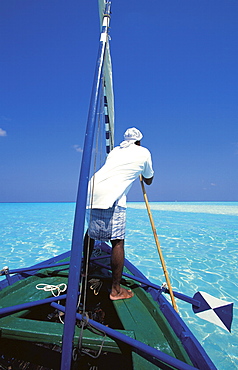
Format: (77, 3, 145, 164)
(192, 291, 233, 332)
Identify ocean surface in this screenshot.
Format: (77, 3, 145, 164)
(0, 201, 237, 369)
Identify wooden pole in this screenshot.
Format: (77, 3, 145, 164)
(140, 175, 178, 312)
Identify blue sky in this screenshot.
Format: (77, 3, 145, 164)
(1, 0, 237, 202)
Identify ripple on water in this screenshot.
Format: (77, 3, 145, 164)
(0, 202, 237, 370)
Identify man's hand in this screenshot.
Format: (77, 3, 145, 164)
(142, 175, 153, 185)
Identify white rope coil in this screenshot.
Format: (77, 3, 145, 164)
(36, 283, 67, 297)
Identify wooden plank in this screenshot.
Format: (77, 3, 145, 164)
(113, 288, 174, 350)
(112, 282, 194, 369)
(111, 286, 171, 369)
(0, 315, 135, 353)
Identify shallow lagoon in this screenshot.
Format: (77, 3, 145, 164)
(0, 202, 237, 369)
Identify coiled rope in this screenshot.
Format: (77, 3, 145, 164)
(36, 283, 67, 297)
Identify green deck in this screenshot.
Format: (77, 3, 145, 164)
(0, 260, 193, 369)
(0, 264, 132, 353)
(111, 275, 192, 369)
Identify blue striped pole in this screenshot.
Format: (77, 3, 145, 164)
(104, 85, 113, 153)
(60, 3, 112, 369)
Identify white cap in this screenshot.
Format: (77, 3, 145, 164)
(120, 127, 143, 148)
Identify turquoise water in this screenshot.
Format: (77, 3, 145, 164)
(0, 202, 237, 369)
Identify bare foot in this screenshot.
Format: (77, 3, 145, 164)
(110, 287, 134, 301)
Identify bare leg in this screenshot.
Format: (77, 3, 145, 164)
(82, 231, 95, 276)
(110, 239, 133, 300)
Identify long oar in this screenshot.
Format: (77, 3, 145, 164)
(139, 175, 178, 312)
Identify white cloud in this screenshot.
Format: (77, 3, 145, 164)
(73, 144, 83, 153)
(0, 128, 7, 137)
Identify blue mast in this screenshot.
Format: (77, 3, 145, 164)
(60, 3, 112, 369)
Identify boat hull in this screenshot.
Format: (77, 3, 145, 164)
(0, 243, 216, 369)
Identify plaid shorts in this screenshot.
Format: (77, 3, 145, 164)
(87, 202, 126, 242)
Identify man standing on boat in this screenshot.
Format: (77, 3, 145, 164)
(84, 127, 154, 300)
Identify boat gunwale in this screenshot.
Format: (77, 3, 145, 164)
(0, 243, 217, 370)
